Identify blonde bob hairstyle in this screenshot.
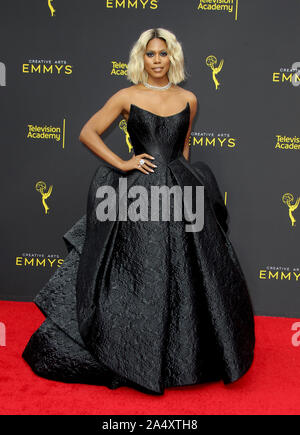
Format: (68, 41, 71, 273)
(127, 28, 186, 85)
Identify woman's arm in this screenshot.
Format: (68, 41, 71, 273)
(182, 93, 198, 161)
(78, 89, 128, 170)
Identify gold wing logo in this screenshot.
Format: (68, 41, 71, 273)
(48, 0, 56, 16)
(206, 55, 224, 90)
(282, 193, 300, 227)
(36, 181, 53, 214)
(119, 120, 133, 153)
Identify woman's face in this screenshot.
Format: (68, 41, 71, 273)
(143, 38, 170, 80)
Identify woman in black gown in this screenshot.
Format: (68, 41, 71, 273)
(22, 28, 255, 396)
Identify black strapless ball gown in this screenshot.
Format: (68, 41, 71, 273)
(22, 102, 255, 396)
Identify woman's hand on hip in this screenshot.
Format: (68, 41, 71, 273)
(120, 153, 157, 174)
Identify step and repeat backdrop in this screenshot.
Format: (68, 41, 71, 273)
(0, 0, 299, 317)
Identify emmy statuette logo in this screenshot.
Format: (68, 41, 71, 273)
(36, 181, 53, 214)
(282, 193, 300, 227)
(48, 0, 56, 16)
(206, 55, 224, 90)
(119, 120, 133, 153)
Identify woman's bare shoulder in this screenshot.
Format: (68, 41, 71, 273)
(176, 86, 197, 103)
(114, 85, 141, 97)
(174, 86, 198, 117)
(108, 85, 141, 106)
(103, 85, 143, 119)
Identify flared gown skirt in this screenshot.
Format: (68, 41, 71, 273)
(22, 157, 255, 395)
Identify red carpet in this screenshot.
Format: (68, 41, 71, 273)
(0, 300, 300, 415)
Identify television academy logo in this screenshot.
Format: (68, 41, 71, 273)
(275, 135, 300, 151)
(27, 121, 66, 147)
(111, 61, 128, 77)
(197, 0, 239, 20)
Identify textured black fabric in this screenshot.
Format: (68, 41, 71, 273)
(22, 102, 255, 395)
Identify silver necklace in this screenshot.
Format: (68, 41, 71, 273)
(144, 81, 172, 91)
